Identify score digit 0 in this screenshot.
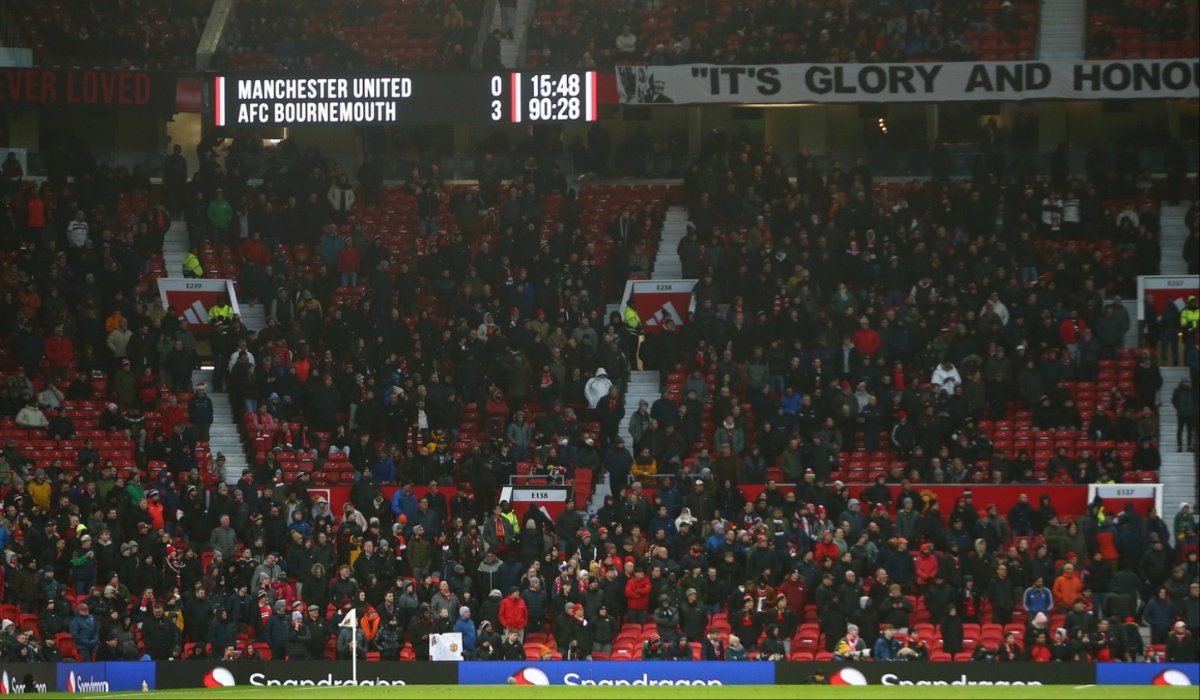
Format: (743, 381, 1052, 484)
(490, 75, 504, 121)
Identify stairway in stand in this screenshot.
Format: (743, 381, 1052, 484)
(1038, 0, 1086, 59)
(1159, 203, 1190, 276)
(191, 368, 248, 484)
(651, 206, 688, 279)
(163, 222, 265, 333)
(488, 0, 534, 68)
(1157, 360, 1197, 514)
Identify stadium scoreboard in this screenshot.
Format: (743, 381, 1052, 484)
(213, 71, 598, 126)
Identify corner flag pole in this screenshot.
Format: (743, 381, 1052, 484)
(341, 608, 359, 685)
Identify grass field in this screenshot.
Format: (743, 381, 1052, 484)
(35, 686, 1200, 700)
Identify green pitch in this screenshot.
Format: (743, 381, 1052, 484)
(37, 685, 1200, 700)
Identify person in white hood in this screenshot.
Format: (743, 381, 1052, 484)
(584, 368, 613, 409)
(931, 360, 962, 394)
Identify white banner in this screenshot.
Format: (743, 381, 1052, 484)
(510, 486, 569, 503)
(430, 633, 464, 661)
(1136, 275, 1199, 321)
(614, 59, 1199, 105)
(1089, 483, 1162, 519)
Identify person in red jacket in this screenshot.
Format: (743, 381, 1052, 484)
(237, 231, 270, 267)
(26, 186, 46, 236)
(337, 237, 360, 287)
(915, 542, 940, 587)
(777, 569, 808, 620)
(1059, 309, 1088, 363)
(498, 586, 528, 642)
(160, 395, 188, 437)
(625, 568, 652, 625)
(851, 317, 882, 357)
(814, 530, 841, 564)
(44, 323, 75, 381)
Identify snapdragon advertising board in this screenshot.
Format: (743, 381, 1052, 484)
(774, 661, 1095, 686)
(155, 661, 455, 688)
(57, 662, 155, 692)
(1097, 663, 1200, 686)
(460, 661, 764, 685)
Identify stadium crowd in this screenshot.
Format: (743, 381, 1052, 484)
(0, 120, 1196, 666)
(527, 0, 1039, 70)
(7, 0, 214, 69)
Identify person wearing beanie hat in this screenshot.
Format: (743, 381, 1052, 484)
(452, 604, 476, 657)
(69, 602, 99, 661)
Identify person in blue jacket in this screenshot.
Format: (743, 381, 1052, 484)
(453, 605, 477, 658)
(391, 482, 418, 522)
(69, 602, 99, 661)
(1023, 576, 1054, 617)
(873, 624, 903, 661)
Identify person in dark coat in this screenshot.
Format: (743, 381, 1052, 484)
(407, 603, 436, 660)
(501, 629, 525, 660)
(141, 604, 181, 660)
(264, 600, 291, 660)
(940, 603, 965, 659)
(285, 611, 312, 660)
(1165, 621, 1197, 662)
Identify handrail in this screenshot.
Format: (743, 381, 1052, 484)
(0, 0, 25, 51)
(514, 0, 535, 69)
(196, 0, 238, 71)
(472, 0, 497, 69)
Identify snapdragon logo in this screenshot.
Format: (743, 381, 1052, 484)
(881, 673, 1043, 686)
(248, 673, 407, 687)
(203, 668, 236, 688)
(563, 673, 721, 686)
(0, 672, 48, 694)
(66, 671, 110, 693)
(1153, 670, 1193, 686)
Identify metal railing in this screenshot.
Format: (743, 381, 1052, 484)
(0, 0, 25, 50)
(472, 0, 497, 69)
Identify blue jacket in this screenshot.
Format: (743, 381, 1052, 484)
(371, 457, 396, 483)
(392, 488, 418, 520)
(320, 233, 344, 267)
(879, 545, 916, 586)
(69, 613, 99, 649)
(1023, 585, 1053, 615)
(1143, 597, 1175, 636)
(453, 617, 477, 656)
(873, 634, 902, 661)
(1007, 501, 1035, 533)
(602, 449, 633, 483)
(265, 611, 291, 648)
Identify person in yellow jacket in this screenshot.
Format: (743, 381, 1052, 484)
(1182, 295, 1199, 333)
(182, 247, 204, 278)
(632, 446, 657, 478)
(207, 295, 234, 324)
(624, 301, 643, 369)
(27, 468, 52, 511)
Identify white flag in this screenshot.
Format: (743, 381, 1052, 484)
(430, 633, 464, 661)
(339, 608, 358, 629)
